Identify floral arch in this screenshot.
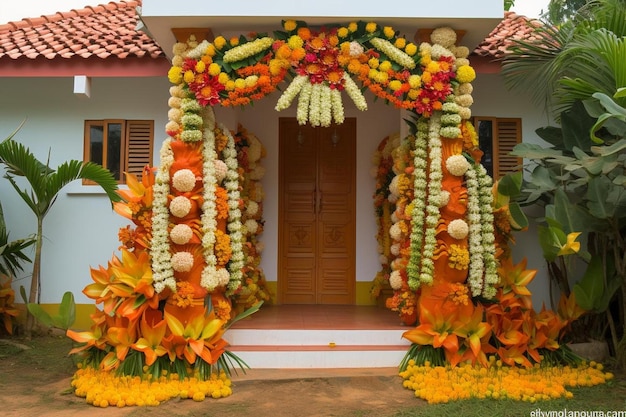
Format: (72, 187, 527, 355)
(65, 19, 609, 407)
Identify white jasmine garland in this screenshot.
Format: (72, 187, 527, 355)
(349, 41, 364, 57)
(151, 138, 176, 293)
(276, 75, 308, 111)
(222, 125, 244, 295)
(320, 84, 333, 127)
(370, 37, 416, 69)
(440, 126, 461, 139)
(297, 81, 312, 125)
(200, 108, 219, 292)
(465, 165, 484, 296)
(181, 113, 203, 129)
(330, 88, 345, 125)
(476, 164, 498, 297)
(181, 130, 203, 142)
(309, 83, 322, 127)
(430, 44, 455, 60)
(343, 73, 368, 111)
(187, 39, 210, 59)
(223, 37, 273, 63)
(407, 120, 429, 290)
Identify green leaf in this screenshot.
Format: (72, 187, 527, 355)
(561, 101, 596, 152)
(26, 303, 55, 327)
(508, 202, 529, 230)
(586, 176, 614, 218)
(553, 188, 593, 234)
(538, 224, 565, 262)
(573, 256, 603, 311)
(56, 291, 76, 329)
(497, 172, 522, 197)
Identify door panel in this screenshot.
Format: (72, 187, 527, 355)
(278, 118, 356, 304)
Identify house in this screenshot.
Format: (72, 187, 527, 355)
(0, 1, 553, 330)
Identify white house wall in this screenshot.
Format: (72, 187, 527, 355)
(472, 72, 556, 310)
(0, 76, 170, 304)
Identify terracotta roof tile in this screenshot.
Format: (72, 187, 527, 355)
(472, 11, 544, 59)
(0, 1, 164, 60)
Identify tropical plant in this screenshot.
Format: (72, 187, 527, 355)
(0, 127, 121, 337)
(502, 0, 626, 117)
(509, 92, 626, 364)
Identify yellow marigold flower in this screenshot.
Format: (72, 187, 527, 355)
(288, 35, 304, 50)
(337, 27, 349, 38)
(426, 61, 440, 73)
(168, 66, 183, 84)
(368, 57, 380, 69)
(195, 61, 206, 73)
(328, 35, 339, 47)
(348, 22, 358, 32)
(375, 71, 389, 83)
(365, 22, 377, 33)
(183, 70, 195, 84)
(408, 89, 420, 100)
(457, 65, 476, 83)
(379, 60, 392, 72)
(389, 80, 403, 92)
(269, 59, 286, 75)
(408, 74, 421, 89)
(234, 78, 246, 90)
(218, 72, 230, 84)
(284, 20, 297, 31)
(213, 36, 227, 50)
(206, 44, 216, 56)
(394, 37, 407, 49)
(229, 37, 239, 46)
(405, 43, 418, 56)
(208, 63, 221, 76)
(383, 26, 395, 39)
(225, 80, 236, 91)
(448, 244, 470, 270)
(421, 71, 432, 84)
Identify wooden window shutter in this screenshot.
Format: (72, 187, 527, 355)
(125, 120, 154, 180)
(493, 118, 521, 179)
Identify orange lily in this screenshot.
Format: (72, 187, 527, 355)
(164, 309, 227, 365)
(0, 279, 19, 334)
(403, 305, 460, 365)
(107, 323, 137, 362)
(453, 305, 492, 365)
(131, 316, 168, 366)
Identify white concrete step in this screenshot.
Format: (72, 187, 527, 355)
(224, 328, 411, 369)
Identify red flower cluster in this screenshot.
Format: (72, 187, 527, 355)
(182, 58, 224, 106)
(296, 31, 345, 90)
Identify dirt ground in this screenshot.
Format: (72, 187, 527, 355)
(0, 335, 421, 417)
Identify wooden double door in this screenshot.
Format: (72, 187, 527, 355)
(278, 118, 356, 304)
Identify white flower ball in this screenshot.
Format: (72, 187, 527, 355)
(448, 219, 469, 240)
(389, 270, 403, 290)
(216, 268, 230, 286)
(245, 219, 258, 235)
(172, 169, 196, 192)
(446, 155, 471, 176)
(246, 201, 259, 217)
(170, 196, 192, 218)
(389, 223, 403, 241)
(390, 243, 401, 256)
(171, 251, 194, 272)
(170, 224, 193, 245)
(379, 254, 388, 265)
(214, 160, 228, 183)
(249, 165, 266, 180)
(430, 27, 457, 48)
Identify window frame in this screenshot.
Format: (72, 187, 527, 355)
(472, 116, 522, 180)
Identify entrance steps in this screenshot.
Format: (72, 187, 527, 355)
(223, 305, 412, 369)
